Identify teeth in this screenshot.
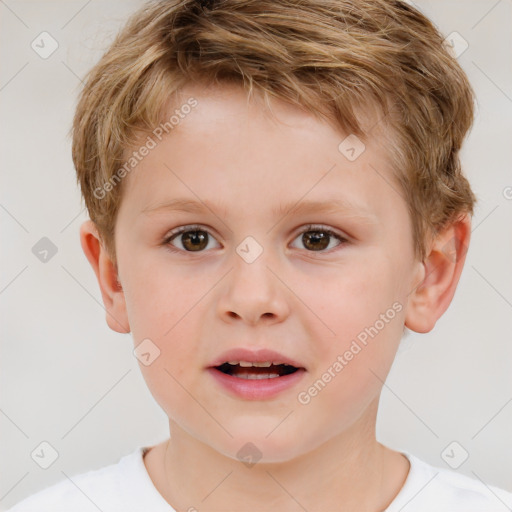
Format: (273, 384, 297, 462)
(239, 360, 262, 367)
(227, 361, 283, 367)
(236, 373, 280, 379)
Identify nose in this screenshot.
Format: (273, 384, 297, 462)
(216, 249, 290, 326)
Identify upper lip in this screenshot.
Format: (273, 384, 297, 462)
(208, 348, 306, 369)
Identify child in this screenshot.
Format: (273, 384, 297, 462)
(8, 0, 512, 510)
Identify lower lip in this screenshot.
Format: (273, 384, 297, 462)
(206, 367, 306, 400)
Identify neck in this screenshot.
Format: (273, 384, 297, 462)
(146, 398, 409, 511)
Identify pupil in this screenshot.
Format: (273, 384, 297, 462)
(304, 231, 329, 251)
(183, 231, 207, 251)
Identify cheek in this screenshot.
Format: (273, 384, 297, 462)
(121, 255, 206, 342)
(120, 259, 206, 393)
(295, 255, 406, 400)
(295, 311, 403, 441)
(133, 316, 201, 424)
(295, 255, 404, 346)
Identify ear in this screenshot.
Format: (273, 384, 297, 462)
(405, 214, 471, 333)
(79, 220, 130, 334)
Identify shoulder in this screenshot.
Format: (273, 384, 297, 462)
(6, 447, 147, 512)
(386, 451, 512, 512)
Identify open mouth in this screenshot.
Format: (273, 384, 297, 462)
(214, 362, 300, 379)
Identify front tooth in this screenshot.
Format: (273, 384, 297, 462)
(233, 361, 276, 367)
(237, 361, 273, 367)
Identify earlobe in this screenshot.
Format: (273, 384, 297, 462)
(79, 220, 130, 334)
(405, 214, 471, 333)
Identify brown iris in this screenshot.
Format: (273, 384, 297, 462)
(181, 230, 209, 251)
(302, 230, 330, 251)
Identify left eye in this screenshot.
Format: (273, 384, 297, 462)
(290, 225, 347, 252)
(164, 224, 347, 253)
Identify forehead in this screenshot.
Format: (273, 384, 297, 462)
(119, 82, 403, 225)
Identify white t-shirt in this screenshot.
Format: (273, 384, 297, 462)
(7, 447, 512, 511)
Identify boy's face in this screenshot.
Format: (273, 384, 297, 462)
(109, 83, 425, 461)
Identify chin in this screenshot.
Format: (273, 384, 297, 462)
(213, 429, 311, 465)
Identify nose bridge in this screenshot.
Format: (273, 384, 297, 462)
(217, 234, 289, 325)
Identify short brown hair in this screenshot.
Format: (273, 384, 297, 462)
(71, 0, 476, 266)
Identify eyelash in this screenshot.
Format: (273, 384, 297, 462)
(162, 224, 349, 255)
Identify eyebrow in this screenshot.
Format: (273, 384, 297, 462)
(141, 197, 378, 222)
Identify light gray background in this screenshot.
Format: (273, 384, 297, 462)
(1, 0, 511, 509)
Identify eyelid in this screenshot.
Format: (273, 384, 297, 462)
(166, 223, 211, 238)
(294, 223, 348, 241)
(164, 223, 222, 246)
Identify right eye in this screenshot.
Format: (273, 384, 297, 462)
(164, 225, 221, 253)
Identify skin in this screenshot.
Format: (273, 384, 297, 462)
(81, 82, 471, 511)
